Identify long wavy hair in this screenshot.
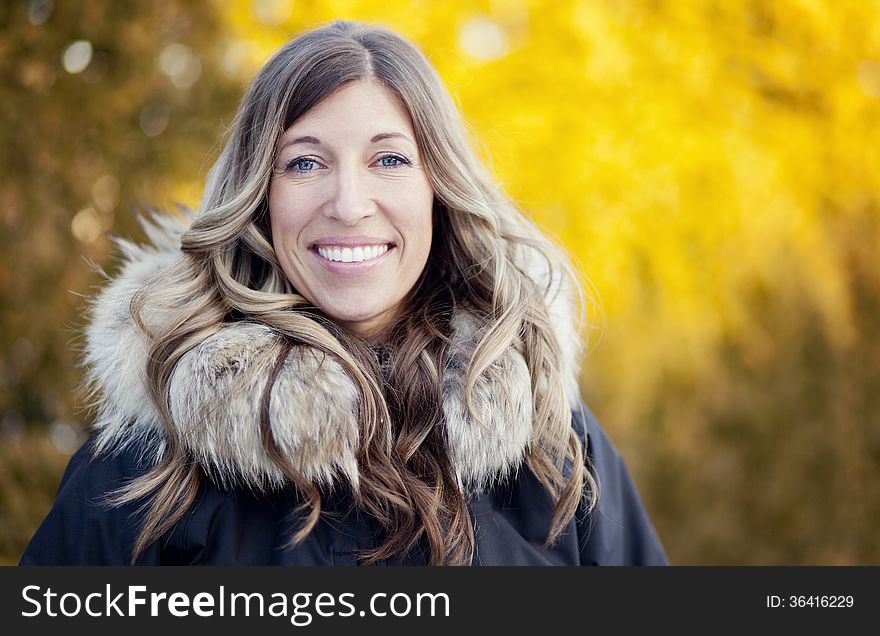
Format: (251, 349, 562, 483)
(112, 19, 598, 565)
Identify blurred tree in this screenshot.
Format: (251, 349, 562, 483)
(0, 0, 242, 433)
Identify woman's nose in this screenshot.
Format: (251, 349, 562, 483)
(325, 165, 376, 225)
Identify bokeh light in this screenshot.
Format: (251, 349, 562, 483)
(61, 40, 92, 74)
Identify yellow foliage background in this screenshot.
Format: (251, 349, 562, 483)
(2, 0, 879, 564)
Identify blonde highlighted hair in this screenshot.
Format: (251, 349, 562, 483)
(111, 19, 598, 565)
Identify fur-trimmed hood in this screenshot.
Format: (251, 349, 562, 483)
(83, 213, 584, 496)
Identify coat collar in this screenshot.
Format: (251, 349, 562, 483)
(83, 213, 583, 495)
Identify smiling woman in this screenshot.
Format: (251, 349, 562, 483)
(20, 19, 667, 566)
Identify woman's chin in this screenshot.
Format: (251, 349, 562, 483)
(324, 305, 397, 339)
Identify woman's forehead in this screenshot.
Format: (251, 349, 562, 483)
(279, 80, 415, 144)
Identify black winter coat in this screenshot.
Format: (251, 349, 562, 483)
(21, 403, 667, 565)
(20, 215, 667, 566)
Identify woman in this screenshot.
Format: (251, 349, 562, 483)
(21, 20, 667, 565)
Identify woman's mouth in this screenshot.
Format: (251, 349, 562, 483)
(315, 244, 392, 263)
(310, 243, 396, 276)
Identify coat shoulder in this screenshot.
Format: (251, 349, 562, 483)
(19, 432, 169, 565)
(571, 402, 669, 565)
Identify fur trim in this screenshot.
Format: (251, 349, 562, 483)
(83, 213, 583, 496)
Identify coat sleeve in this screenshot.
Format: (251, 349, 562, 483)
(572, 402, 669, 565)
(18, 433, 164, 565)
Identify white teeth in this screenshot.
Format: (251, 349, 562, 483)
(316, 244, 389, 263)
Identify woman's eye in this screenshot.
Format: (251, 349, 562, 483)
(378, 154, 409, 168)
(287, 158, 319, 173)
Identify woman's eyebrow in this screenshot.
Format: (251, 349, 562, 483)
(283, 135, 321, 148)
(369, 131, 415, 146)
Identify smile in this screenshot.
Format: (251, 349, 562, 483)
(315, 244, 391, 263)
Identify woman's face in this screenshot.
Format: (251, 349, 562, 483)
(268, 79, 434, 340)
